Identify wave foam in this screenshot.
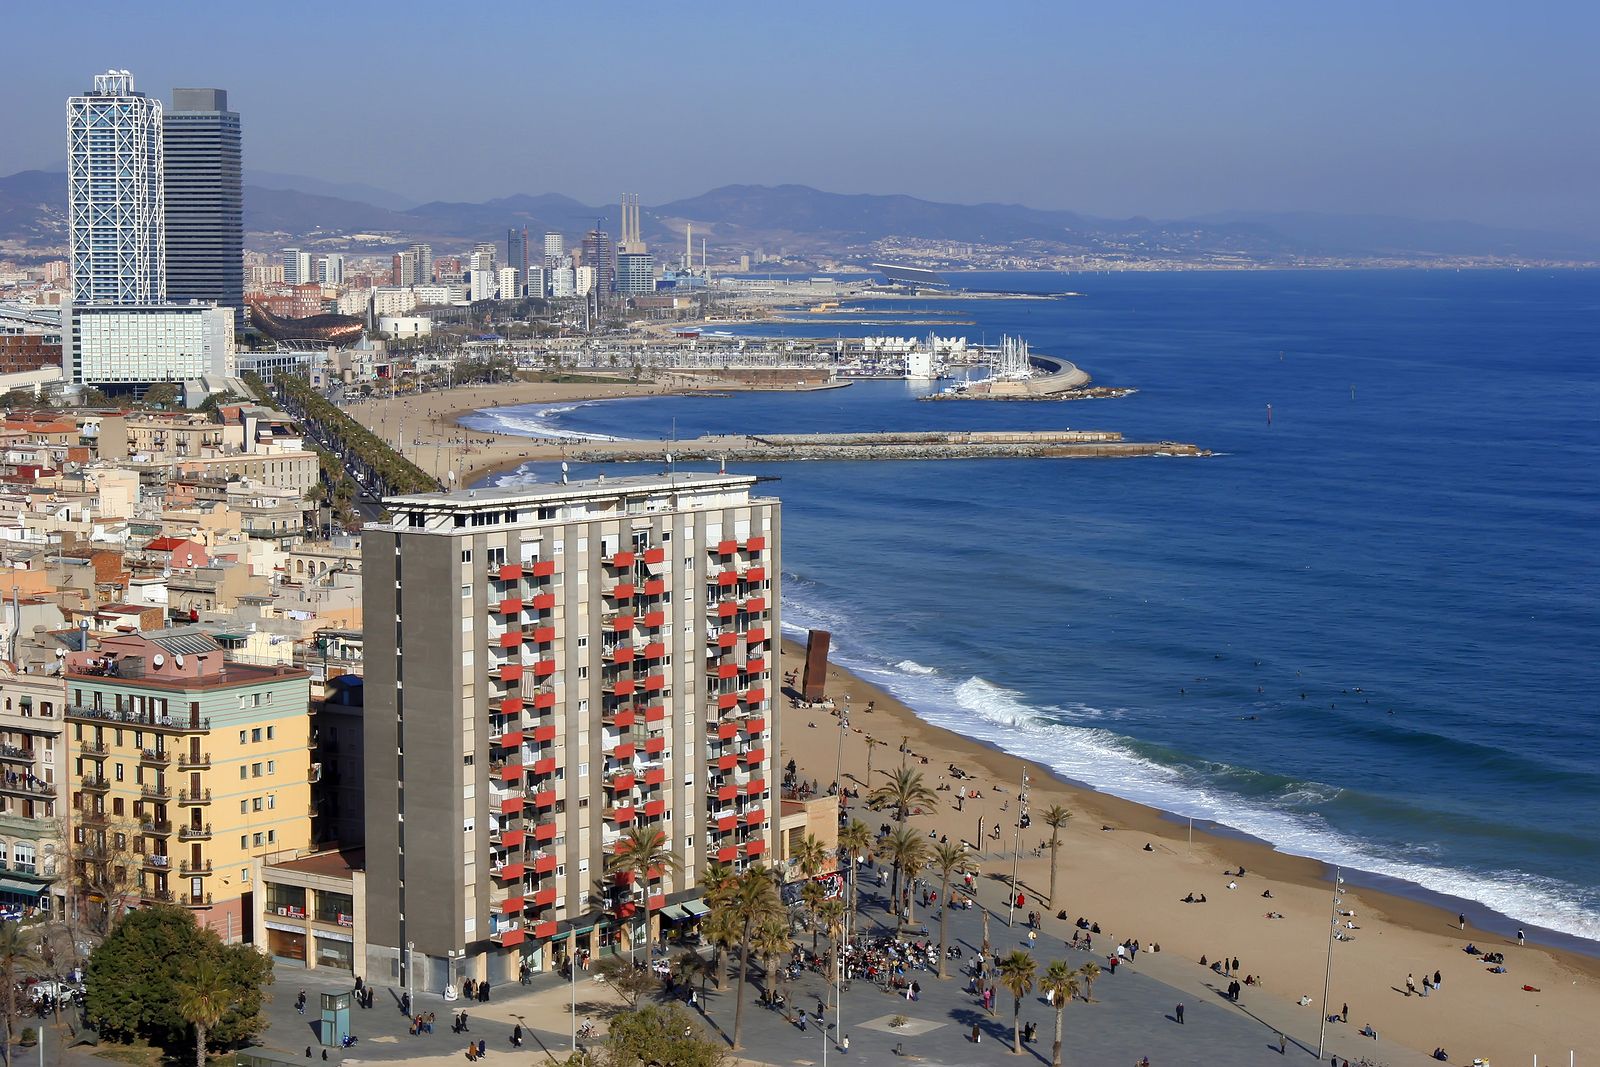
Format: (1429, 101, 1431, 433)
(465, 400, 623, 442)
(783, 586, 1600, 942)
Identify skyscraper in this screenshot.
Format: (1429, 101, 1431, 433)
(67, 70, 165, 306)
(508, 226, 529, 278)
(283, 248, 312, 285)
(543, 231, 564, 271)
(615, 252, 656, 295)
(361, 474, 779, 986)
(163, 88, 242, 316)
(581, 228, 615, 296)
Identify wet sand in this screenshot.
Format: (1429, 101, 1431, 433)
(777, 639, 1600, 1066)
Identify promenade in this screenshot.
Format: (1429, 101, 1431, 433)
(233, 848, 1433, 1067)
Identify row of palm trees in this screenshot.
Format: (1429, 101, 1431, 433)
(992, 949, 1102, 1063)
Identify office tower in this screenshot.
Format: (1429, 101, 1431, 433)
(498, 267, 520, 302)
(67, 70, 165, 306)
(469, 245, 497, 302)
(525, 266, 547, 299)
(550, 266, 576, 298)
(362, 474, 779, 985)
(163, 88, 242, 317)
(411, 243, 434, 285)
(318, 254, 344, 285)
(581, 229, 615, 295)
(63, 627, 312, 940)
(543, 232, 564, 271)
(615, 253, 655, 295)
(284, 248, 313, 286)
(508, 226, 529, 278)
(392, 250, 420, 287)
(618, 194, 646, 254)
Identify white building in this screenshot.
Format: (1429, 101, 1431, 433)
(574, 266, 596, 297)
(69, 303, 236, 386)
(284, 249, 313, 285)
(550, 267, 576, 299)
(67, 71, 165, 306)
(378, 315, 432, 338)
(525, 267, 547, 299)
(319, 255, 345, 285)
(542, 231, 564, 270)
(498, 267, 520, 301)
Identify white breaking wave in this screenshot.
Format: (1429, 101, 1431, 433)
(782, 586, 1600, 943)
(467, 400, 624, 442)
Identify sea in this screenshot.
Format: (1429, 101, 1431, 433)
(461, 270, 1600, 947)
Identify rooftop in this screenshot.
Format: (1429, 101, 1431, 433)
(269, 848, 365, 879)
(382, 471, 759, 511)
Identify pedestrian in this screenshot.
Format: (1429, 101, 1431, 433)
(1458, 912, 1466, 930)
(1176, 1002, 1185, 1025)
(1433, 970, 1442, 988)
(1341, 1002, 1348, 1023)
(842, 1034, 850, 1053)
(1232, 956, 1240, 974)
(477, 1039, 486, 1058)
(1406, 973, 1416, 996)
(512, 1023, 523, 1048)
(972, 1022, 981, 1043)
(1517, 928, 1525, 946)
(1279, 1031, 1288, 1054)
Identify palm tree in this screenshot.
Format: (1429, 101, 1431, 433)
(1039, 961, 1082, 1067)
(880, 827, 929, 922)
(752, 914, 793, 1015)
(799, 879, 827, 951)
(815, 897, 847, 981)
(996, 950, 1037, 1054)
(789, 833, 828, 880)
(1041, 805, 1072, 906)
(721, 865, 784, 1050)
(606, 824, 683, 963)
(0, 922, 42, 1058)
(930, 841, 976, 978)
(703, 905, 740, 992)
(675, 948, 711, 1001)
(869, 766, 938, 824)
(1078, 960, 1101, 1003)
(901, 837, 932, 924)
(863, 735, 888, 785)
(837, 818, 873, 941)
(175, 954, 236, 1067)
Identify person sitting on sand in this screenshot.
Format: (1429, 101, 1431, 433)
(1184, 893, 1196, 903)
(1262, 889, 1274, 898)
(1359, 1024, 1377, 1039)
(1227, 881, 1239, 890)
(1143, 842, 1154, 851)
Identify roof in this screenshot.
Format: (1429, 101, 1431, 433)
(269, 848, 365, 879)
(144, 536, 194, 552)
(383, 471, 759, 511)
(147, 626, 221, 657)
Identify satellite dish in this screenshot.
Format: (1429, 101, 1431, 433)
(175, 654, 185, 667)
(54, 649, 65, 659)
(152, 654, 165, 667)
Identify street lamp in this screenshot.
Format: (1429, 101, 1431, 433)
(1006, 768, 1030, 927)
(406, 941, 415, 1014)
(445, 949, 461, 1001)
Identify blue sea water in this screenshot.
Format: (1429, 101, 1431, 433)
(463, 270, 1600, 943)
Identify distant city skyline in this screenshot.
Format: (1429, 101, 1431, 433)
(4, 2, 1598, 238)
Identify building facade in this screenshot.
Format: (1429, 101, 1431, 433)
(63, 628, 312, 940)
(542, 232, 564, 271)
(581, 230, 615, 296)
(0, 671, 68, 913)
(67, 71, 165, 307)
(616, 252, 656, 295)
(67, 303, 236, 386)
(361, 474, 779, 987)
(163, 88, 243, 317)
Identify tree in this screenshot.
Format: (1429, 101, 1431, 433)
(815, 897, 847, 982)
(59, 816, 142, 939)
(0, 922, 42, 1058)
(868, 767, 937, 824)
(606, 825, 683, 962)
(879, 827, 929, 922)
(717, 865, 784, 1050)
(175, 955, 235, 1067)
(1077, 960, 1101, 1004)
(799, 879, 826, 952)
(141, 382, 181, 409)
(600, 1002, 731, 1067)
(596, 957, 660, 1008)
(86, 906, 272, 1054)
(837, 819, 873, 941)
(1038, 962, 1083, 1067)
(864, 735, 887, 785)
(997, 950, 1037, 1054)
(1042, 805, 1072, 906)
(929, 841, 977, 978)
(789, 833, 827, 880)
(752, 914, 791, 1015)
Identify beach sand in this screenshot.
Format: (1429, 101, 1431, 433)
(778, 639, 1600, 1066)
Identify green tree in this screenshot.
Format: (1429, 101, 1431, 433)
(718, 865, 784, 1050)
(175, 955, 235, 1067)
(997, 950, 1037, 1054)
(1077, 959, 1101, 1004)
(0, 922, 43, 1057)
(700, 862, 739, 991)
(929, 840, 977, 978)
(799, 879, 826, 951)
(836, 819, 872, 940)
(879, 827, 929, 922)
(752, 914, 791, 1014)
(596, 956, 659, 1008)
(1042, 805, 1072, 906)
(815, 897, 847, 982)
(606, 825, 683, 962)
(869, 767, 938, 824)
(789, 833, 827, 880)
(141, 382, 181, 409)
(600, 1002, 730, 1067)
(1038, 961, 1082, 1067)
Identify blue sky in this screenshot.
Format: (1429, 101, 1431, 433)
(5, 0, 1596, 235)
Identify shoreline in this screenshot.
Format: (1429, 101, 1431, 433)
(776, 636, 1600, 1065)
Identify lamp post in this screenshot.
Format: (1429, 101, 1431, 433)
(1316, 868, 1343, 1059)
(1006, 768, 1030, 927)
(406, 941, 415, 1015)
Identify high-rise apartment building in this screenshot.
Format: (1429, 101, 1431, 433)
(163, 89, 242, 317)
(284, 248, 313, 286)
(412, 244, 434, 286)
(581, 230, 615, 296)
(318, 254, 344, 286)
(67, 71, 165, 306)
(63, 628, 313, 940)
(543, 232, 564, 271)
(616, 252, 656, 295)
(361, 474, 779, 985)
(469, 245, 497, 302)
(497, 267, 520, 302)
(508, 227, 529, 279)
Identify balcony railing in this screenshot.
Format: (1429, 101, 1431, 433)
(67, 705, 210, 732)
(177, 788, 212, 805)
(179, 822, 214, 840)
(0, 777, 55, 798)
(177, 752, 212, 770)
(140, 819, 173, 835)
(139, 747, 173, 766)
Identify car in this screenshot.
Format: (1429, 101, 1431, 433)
(27, 981, 84, 1008)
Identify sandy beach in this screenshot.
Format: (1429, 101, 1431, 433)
(778, 639, 1600, 1066)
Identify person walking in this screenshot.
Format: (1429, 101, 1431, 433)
(1458, 912, 1466, 930)
(1279, 1031, 1288, 1055)
(1341, 1002, 1349, 1023)
(1176, 1002, 1185, 1024)
(1406, 973, 1417, 996)
(1517, 928, 1525, 946)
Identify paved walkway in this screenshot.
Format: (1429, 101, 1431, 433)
(237, 850, 1434, 1067)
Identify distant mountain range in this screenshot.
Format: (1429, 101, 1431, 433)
(3, 168, 1595, 265)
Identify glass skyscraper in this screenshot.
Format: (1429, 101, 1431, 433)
(67, 70, 165, 306)
(164, 88, 242, 317)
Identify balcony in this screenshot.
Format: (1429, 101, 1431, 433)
(608, 614, 636, 633)
(177, 788, 212, 805)
(745, 628, 768, 645)
(642, 547, 665, 565)
(606, 771, 636, 792)
(491, 861, 525, 881)
(530, 886, 556, 908)
(489, 662, 524, 683)
(67, 705, 210, 733)
(709, 783, 738, 803)
(493, 828, 526, 849)
(80, 774, 111, 792)
(716, 539, 738, 557)
(533, 820, 557, 842)
(603, 707, 636, 729)
(531, 789, 557, 808)
(530, 757, 557, 776)
(490, 921, 524, 947)
(529, 626, 556, 645)
(642, 798, 666, 818)
(531, 723, 556, 744)
(178, 859, 213, 876)
(138, 747, 172, 766)
(608, 582, 636, 601)
(530, 592, 556, 611)
(606, 549, 635, 568)
(140, 819, 173, 836)
(532, 850, 557, 874)
(142, 854, 173, 871)
(497, 596, 523, 615)
(604, 644, 634, 665)
(500, 896, 525, 914)
(140, 783, 172, 801)
(79, 740, 110, 757)
(532, 919, 559, 939)
(746, 535, 766, 552)
(497, 563, 523, 583)
(178, 823, 213, 841)
(527, 560, 557, 579)
(605, 805, 636, 825)
(639, 641, 666, 661)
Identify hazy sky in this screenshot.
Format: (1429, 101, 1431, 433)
(6, 1, 1597, 236)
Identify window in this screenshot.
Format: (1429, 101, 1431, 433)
(239, 729, 247, 743)
(267, 830, 276, 843)
(252, 798, 263, 812)
(251, 728, 262, 742)
(460, 549, 473, 563)
(267, 794, 275, 810)
(113, 764, 124, 782)
(461, 585, 471, 599)
(266, 726, 274, 740)
(240, 835, 247, 849)
(252, 763, 262, 778)
(252, 832, 264, 847)
(267, 760, 275, 775)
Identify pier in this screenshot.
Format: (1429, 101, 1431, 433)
(560, 429, 1208, 463)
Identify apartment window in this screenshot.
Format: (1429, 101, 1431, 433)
(113, 764, 124, 782)
(252, 832, 263, 847)
(267, 760, 275, 775)
(239, 729, 246, 743)
(252, 728, 262, 741)
(266, 726, 274, 740)
(461, 585, 471, 599)
(577, 666, 588, 680)
(267, 829, 275, 843)
(240, 835, 247, 849)
(242, 867, 250, 883)
(578, 762, 589, 777)
(252, 763, 262, 778)
(239, 801, 247, 814)
(578, 858, 590, 873)
(239, 766, 247, 780)
(267, 794, 275, 810)
(577, 635, 588, 649)
(251, 798, 263, 812)
(460, 549, 473, 563)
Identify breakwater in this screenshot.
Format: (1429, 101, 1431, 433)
(565, 429, 1207, 463)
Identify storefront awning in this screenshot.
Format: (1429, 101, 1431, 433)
(660, 905, 690, 923)
(681, 899, 710, 918)
(0, 879, 45, 897)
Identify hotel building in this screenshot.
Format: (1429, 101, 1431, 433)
(361, 473, 778, 987)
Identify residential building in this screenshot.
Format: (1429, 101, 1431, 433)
(0, 670, 67, 913)
(469, 245, 497, 302)
(63, 627, 313, 940)
(508, 227, 528, 279)
(542, 232, 564, 271)
(616, 253, 656, 295)
(497, 267, 520, 302)
(361, 473, 779, 987)
(574, 266, 595, 297)
(581, 230, 615, 295)
(526, 267, 547, 300)
(318, 255, 344, 286)
(550, 267, 576, 299)
(283, 249, 312, 286)
(163, 89, 243, 317)
(67, 71, 165, 307)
